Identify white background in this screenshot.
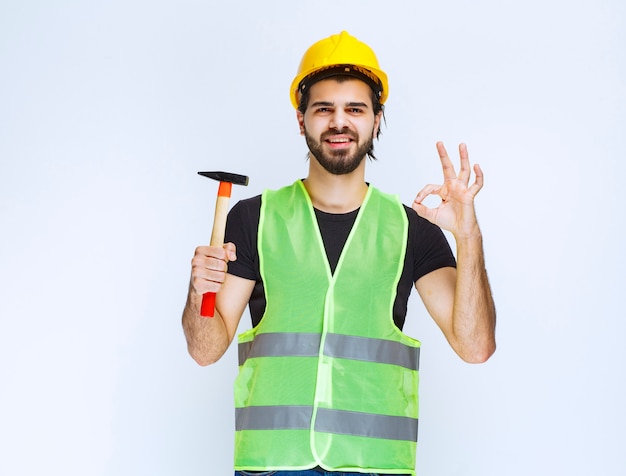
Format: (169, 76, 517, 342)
(1, 1, 624, 475)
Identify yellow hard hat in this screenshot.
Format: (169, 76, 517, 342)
(290, 31, 389, 109)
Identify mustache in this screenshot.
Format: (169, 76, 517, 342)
(321, 129, 358, 141)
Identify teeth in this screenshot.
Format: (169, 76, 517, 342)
(329, 138, 350, 143)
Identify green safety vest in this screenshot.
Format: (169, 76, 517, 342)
(233, 180, 420, 475)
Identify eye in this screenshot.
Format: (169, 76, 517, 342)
(348, 107, 364, 114)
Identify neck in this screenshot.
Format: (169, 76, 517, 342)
(303, 158, 368, 213)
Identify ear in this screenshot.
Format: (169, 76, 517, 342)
(297, 110, 305, 135)
(372, 111, 383, 138)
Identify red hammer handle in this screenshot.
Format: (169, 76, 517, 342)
(201, 182, 232, 317)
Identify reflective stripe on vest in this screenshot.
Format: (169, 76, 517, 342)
(234, 181, 419, 474)
(236, 406, 418, 441)
(239, 332, 420, 370)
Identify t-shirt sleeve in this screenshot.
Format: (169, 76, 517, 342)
(406, 206, 457, 282)
(223, 195, 261, 281)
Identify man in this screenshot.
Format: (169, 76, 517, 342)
(183, 31, 496, 476)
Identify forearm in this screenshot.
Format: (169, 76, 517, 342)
(451, 231, 496, 363)
(182, 286, 232, 366)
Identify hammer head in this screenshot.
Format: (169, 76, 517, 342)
(198, 171, 249, 186)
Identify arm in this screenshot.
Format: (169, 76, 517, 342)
(182, 243, 255, 366)
(412, 142, 496, 363)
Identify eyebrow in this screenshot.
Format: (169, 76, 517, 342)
(310, 101, 370, 109)
(346, 102, 369, 109)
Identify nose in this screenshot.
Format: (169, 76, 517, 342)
(329, 109, 349, 130)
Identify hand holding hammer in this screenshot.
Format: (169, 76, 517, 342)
(197, 171, 249, 317)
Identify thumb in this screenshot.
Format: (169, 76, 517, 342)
(411, 202, 438, 225)
(223, 242, 237, 262)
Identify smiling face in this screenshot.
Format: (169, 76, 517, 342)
(297, 78, 382, 175)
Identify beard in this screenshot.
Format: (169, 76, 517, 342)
(304, 128, 374, 175)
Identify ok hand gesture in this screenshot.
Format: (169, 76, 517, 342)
(412, 142, 483, 239)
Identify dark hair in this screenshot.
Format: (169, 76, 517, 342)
(297, 75, 386, 160)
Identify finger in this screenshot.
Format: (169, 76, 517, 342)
(190, 261, 227, 294)
(191, 254, 228, 273)
(195, 244, 236, 264)
(469, 163, 484, 195)
(194, 245, 227, 261)
(191, 246, 230, 271)
(191, 254, 229, 288)
(457, 143, 471, 185)
(413, 183, 443, 204)
(193, 265, 227, 282)
(191, 273, 224, 295)
(436, 141, 457, 181)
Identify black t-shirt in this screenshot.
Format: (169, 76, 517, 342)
(225, 194, 456, 330)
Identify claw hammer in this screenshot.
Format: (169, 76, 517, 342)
(198, 171, 249, 317)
